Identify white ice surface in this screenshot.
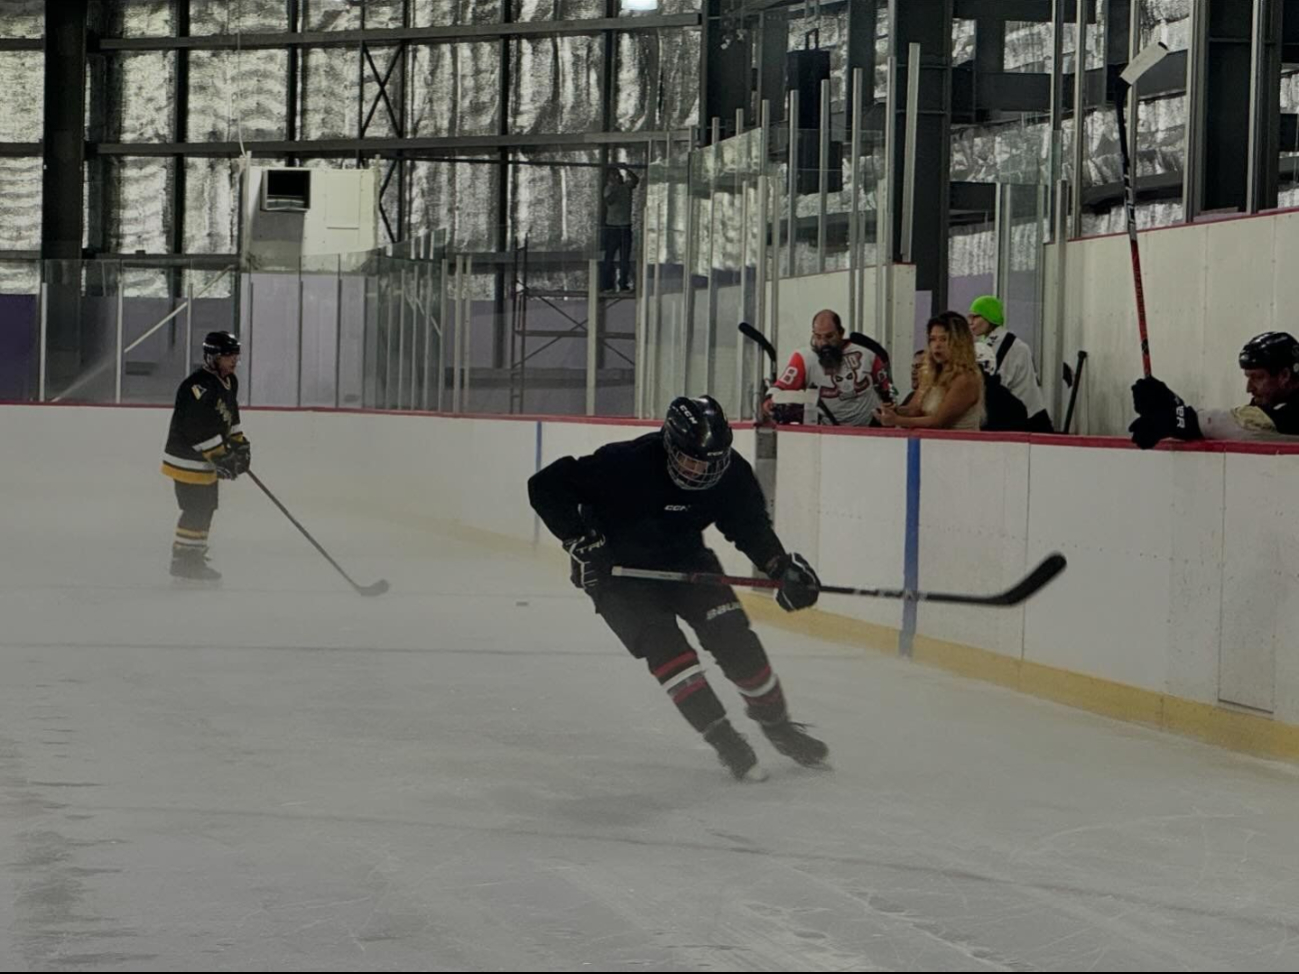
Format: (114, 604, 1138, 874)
(2, 480, 1299, 972)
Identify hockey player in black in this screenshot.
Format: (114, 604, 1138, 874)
(1130, 332, 1299, 449)
(160, 331, 251, 581)
(527, 395, 828, 781)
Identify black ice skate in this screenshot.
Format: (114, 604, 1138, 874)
(760, 720, 829, 768)
(170, 548, 222, 582)
(704, 719, 768, 782)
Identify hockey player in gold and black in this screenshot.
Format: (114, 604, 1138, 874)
(1130, 332, 1299, 449)
(161, 331, 250, 581)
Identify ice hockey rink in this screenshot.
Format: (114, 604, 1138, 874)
(4, 425, 1299, 973)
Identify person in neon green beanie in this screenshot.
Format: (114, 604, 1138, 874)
(969, 295, 1004, 329)
(968, 295, 1053, 432)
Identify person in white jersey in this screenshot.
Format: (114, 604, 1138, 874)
(762, 309, 892, 426)
(968, 295, 1053, 432)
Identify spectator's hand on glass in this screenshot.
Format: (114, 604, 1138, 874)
(875, 403, 899, 427)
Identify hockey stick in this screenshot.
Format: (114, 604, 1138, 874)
(738, 320, 777, 373)
(246, 471, 390, 597)
(613, 552, 1067, 608)
(1115, 42, 1168, 378)
(1062, 349, 1088, 434)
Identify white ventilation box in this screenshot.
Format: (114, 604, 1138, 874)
(240, 162, 379, 269)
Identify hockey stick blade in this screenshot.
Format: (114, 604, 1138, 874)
(1120, 42, 1168, 85)
(932, 553, 1067, 607)
(612, 553, 1067, 608)
(738, 321, 778, 363)
(357, 579, 390, 597)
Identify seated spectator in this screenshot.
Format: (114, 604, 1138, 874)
(900, 348, 926, 408)
(875, 313, 983, 431)
(762, 309, 891, 427)
(1129, 331, 1299, 448)
(969, 295, 1053, 432)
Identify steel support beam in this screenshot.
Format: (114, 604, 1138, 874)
(172, 0, 190, 293)
(494, 0, 512, 373)
(701, 0, 750, 139)
(757, 9, 788, 125)
(1200, 0, 1281, 213)
(91, 131, 674, 157)
(42, 0, 88, 262)
(893, 0, 953, 313)
(42, 0, 90, 395)
(94, 14, 702, 51)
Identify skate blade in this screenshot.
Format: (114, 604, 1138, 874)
(797, 758, 833, 772)
(169, 575, 222, 589)
(738, 762, 770, 782)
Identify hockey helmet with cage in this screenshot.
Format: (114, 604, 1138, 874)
(1239, 332, 1299, 374)
(663, 395, 733, 490)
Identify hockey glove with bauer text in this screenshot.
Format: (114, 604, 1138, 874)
(1129, 376, 1201, 450)
(564, 531, 612, 591)
(768, 552, 821, 612)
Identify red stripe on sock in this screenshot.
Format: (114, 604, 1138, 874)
(652, 651, 699, 680)
(735, 665, 773, 690)
(670, 679, 708, 704)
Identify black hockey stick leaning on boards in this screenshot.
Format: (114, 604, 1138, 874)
(1062, 349, 1088, 434)
(1115, 41, 1168, 378)
(246, 470, 390, 597)
(613, 553, 1067, 608)
(738, 320, 778, 375)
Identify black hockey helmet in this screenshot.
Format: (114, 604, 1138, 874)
(1239, 332, 1299, 374)
(202, 330, 241, 363)
(663, 395, 733, 490)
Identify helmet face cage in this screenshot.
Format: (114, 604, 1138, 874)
(664, 431, 731, 490)
(663, 395, 733, 490)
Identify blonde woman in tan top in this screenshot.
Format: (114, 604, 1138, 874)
(875, 312, 984, 431)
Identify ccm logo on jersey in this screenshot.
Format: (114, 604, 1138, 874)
(664, 504, 690, 511)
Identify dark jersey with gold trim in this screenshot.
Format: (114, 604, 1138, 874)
(1260, 399, 1299, 434)
(1201, 397, 1299, 441)
(161, 368, 244, 485)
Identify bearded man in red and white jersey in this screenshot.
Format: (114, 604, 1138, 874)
(762, 309, 893, 426)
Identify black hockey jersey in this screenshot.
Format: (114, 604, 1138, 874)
(1257, 398, 1299, 434)
(527, 432, 785, 572)
(161, 367, 244, 485)
(1203, 396, 1299, 440)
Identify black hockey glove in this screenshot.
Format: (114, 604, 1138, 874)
(1127, 413, 1172, 450)
(768, 552, 821, 612)
(212, 449, 242, 481)
(1131, 375, 1178, 415)
(563, 531, 612, 591)
(1129, 377, 1201, 449)
(229, 438, 251, 476)
(770, 402, 805, 425)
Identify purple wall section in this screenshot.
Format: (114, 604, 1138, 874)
(0, 295, 38, 400)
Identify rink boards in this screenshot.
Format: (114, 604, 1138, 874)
(4, 403, 1299, 760)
